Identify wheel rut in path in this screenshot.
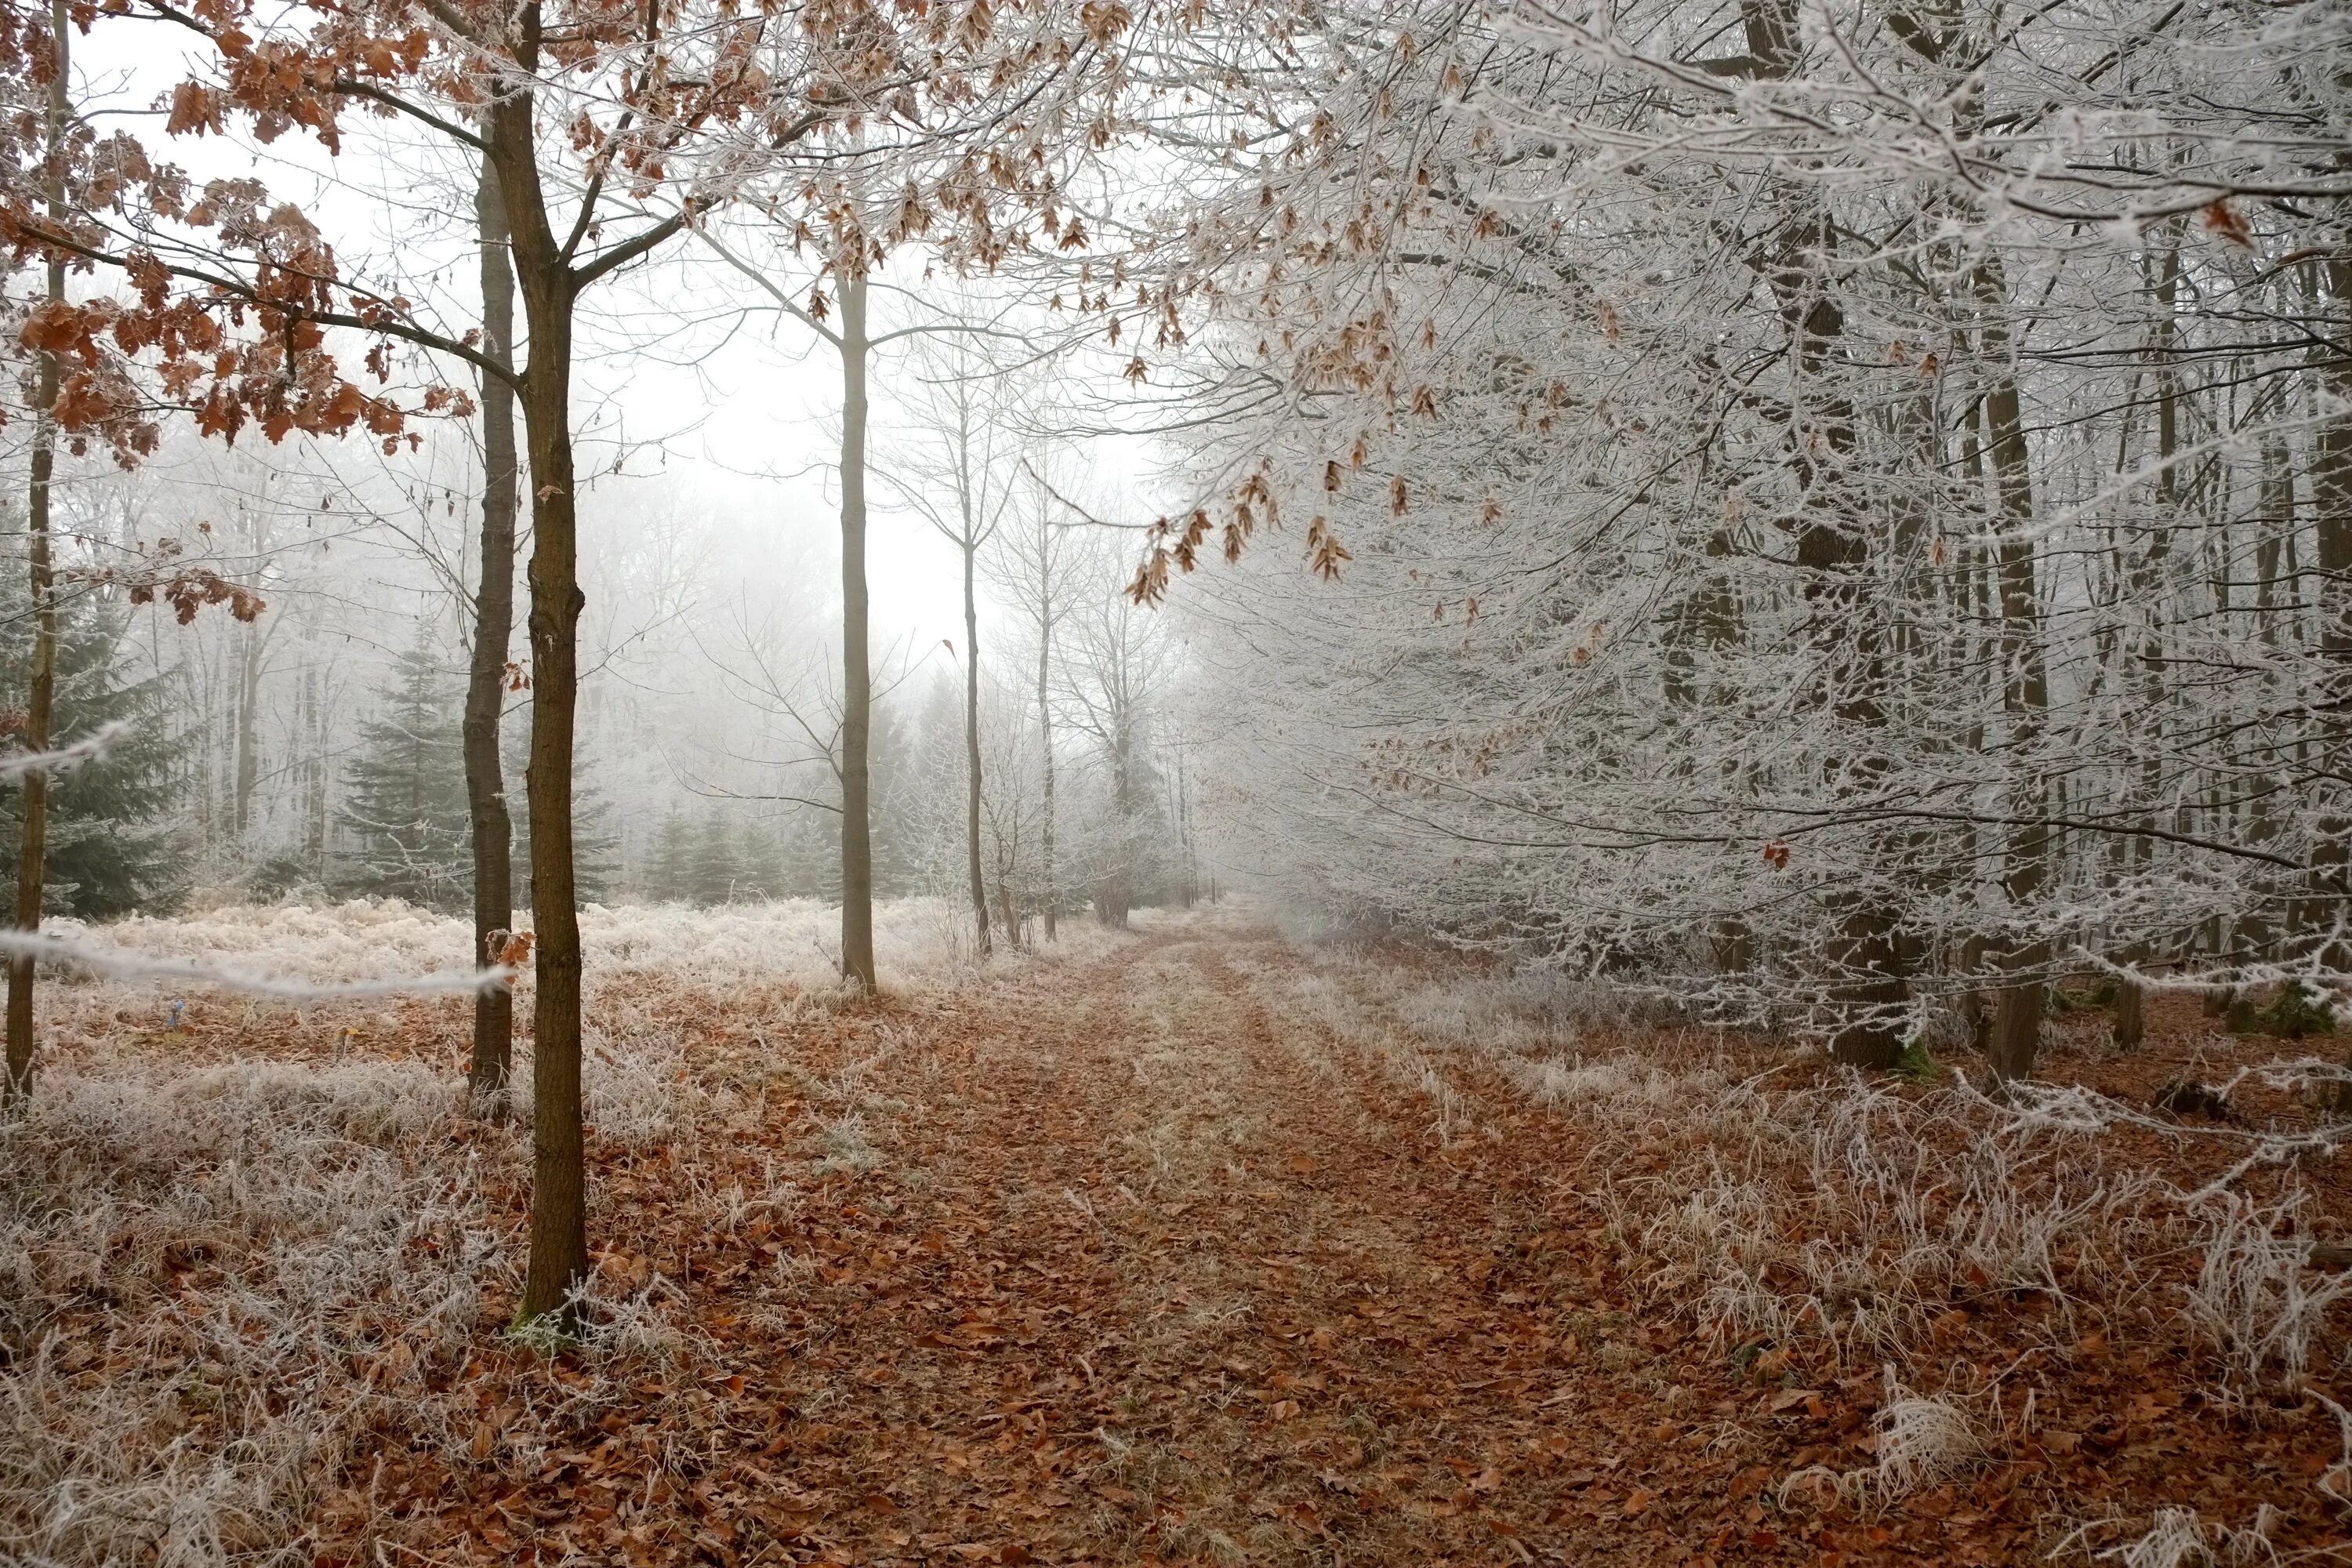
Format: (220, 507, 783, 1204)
(699, 926, 1765, 1566)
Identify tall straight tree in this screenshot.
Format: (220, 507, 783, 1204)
(4, 0, 67, 1107)
(989, 471, 1083, 940)
(884, 336, 1021, 955)
(837, 272, 877, 989)
(462, 162, 519, 1114)
(695, 248, 1083, 986)
(111, 0, 831, 1319)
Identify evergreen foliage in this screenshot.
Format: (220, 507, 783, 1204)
(334, 633, 470, 909)
(0, 564, 184, 918)
(503, 709, 619, 909)
(648, 812, 691, 902)
(689, 811, 735, 904)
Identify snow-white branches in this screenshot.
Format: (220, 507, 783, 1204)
(1143, 0, 2352, 1071)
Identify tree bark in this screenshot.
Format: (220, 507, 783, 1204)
(2112, 977, 2145, 1051)
(1980, 258, 2051, 1083)
(233, 620, 262, 839)
(464, 160, 520, 1115)
(1778, 222, 1904, 1068)
(1099, 714, 1134, 928)
(2314, 248, 2352, 1109)
(837, 273, 877, 992)
(303, 663, 327, 873)
(1038, 593, 1057, 942)
(962, 536, 991, 956)
(5, 0, 68, 1109)
(488, 59, 590, 1324)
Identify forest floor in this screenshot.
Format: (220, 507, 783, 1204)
(7, 902, 2352, 1566)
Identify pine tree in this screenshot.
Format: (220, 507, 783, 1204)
(867, 694, 923, 897)
(502, 710, 619, 909)
(0, 561, 183, 918)
(689, 811, 735, 905)
(335, 632, 470, 909)
(777, 805, 837, 901)
(735, 816, 784, 902)
(648, 811, 691, 902)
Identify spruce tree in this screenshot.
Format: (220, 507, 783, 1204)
(336, 633, 470, 909)
(689, 810, 735, 905)
(502, 710, 618, 909)
(778, 804, 837, 901)
(866, 695, 922, 898)
(648, 811, 691, 902)
(0, 568, 183, 918)
(735, 816, 784, 902)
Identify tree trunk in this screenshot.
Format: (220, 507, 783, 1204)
(1038, 608, 1057, 942)
(1980, 258, 2051, 1083)
(1100, 718, 1134, 928)
(233, 621, 262, 840)
(1777, 226, 1904, 1069)
(491, 77, 590, 1326)
(464, 160, 520, 1115)
(5, 0, 67, 1109)
(303, 663, 327, 873)
(962, 539, 990, 956)
(2112, 978, 2145, 1051)
(837, 274, 877, 991)
(2314, 249, 2352, 1109)
(1173, 731, 1195, 908)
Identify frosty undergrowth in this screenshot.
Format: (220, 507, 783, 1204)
(1282, 942, 2352, 1553)
(50, 892, 1116, 999)
(0, 895, 1125, 1566)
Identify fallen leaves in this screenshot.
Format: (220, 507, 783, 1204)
(265, 927, 2352, 1568)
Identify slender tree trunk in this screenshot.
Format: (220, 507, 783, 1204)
(492, 74, 589, 1325)
(233, 622, 262, 839)
(1174, 731, 1195, 907)
(5, 0, 68, 1109)
(303, 664, 328, 873)
(1100, 717, 1134, 928)
(1730, 0, 1902, 1062)
(2314, 249, 2352, 1109)
(962, 539, 990, 956)
(464, 161, 520, 1114)
(837, 274, 877, 992)
(1038, 608, 1057, 942)
(1779, 220, 1904, 1068)
(1980, 259, 2052, 1082)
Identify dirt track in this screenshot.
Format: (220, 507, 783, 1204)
(361, 918, 2350, 1566)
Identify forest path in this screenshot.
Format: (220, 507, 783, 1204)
(631, 917, 1784, 1568)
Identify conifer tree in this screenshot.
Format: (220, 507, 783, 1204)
(502, 713, 619, 908)
(736, 817, 785, 902)
(690, 811, 735, 906)
(0, 566, 183, 919)
(648, 811, 691, 902)
(335, 633, 470, 909)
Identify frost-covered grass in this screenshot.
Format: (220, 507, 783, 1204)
(53, 892, 1118, 998)
(1784, 1374, 1993, 1508)
(1301, 946, 2350, 1391)
(1278, 939, 2352, 1547)
(0, 1022, 741, 1566)
(0, 895, 1138, 1566)
(0, 1047, 494, 1565)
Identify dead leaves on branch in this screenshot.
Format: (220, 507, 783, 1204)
(3, 0, 1144, 475)
(71, 538, 267, 622)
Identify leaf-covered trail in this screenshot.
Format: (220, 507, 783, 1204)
(584, 924, 1818, 1568)
(387, 918, 2337, 1567)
